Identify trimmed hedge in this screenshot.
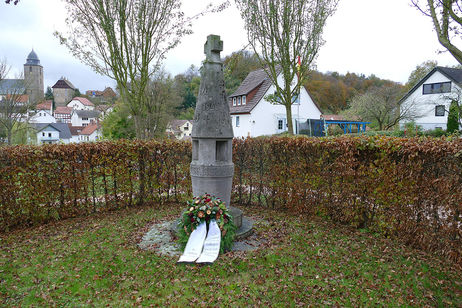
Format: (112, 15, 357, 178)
(0, 136, 461, 264)
(0, 140, 191, 230)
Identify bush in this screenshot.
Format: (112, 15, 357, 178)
(1, 136, 461, 265)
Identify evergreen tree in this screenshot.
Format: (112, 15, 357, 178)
(44, 86, 54, 100)
(447, 100, 459, 134)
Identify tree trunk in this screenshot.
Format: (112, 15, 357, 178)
(285, 104, 294, 134)
(7, 129, 12, 145)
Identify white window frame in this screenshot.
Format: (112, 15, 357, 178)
(242, 96, 246, 105)
(233, 97, 236, 106)
(236, 116, 240, 127)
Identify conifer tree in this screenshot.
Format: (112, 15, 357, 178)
(447, 100, 459, 134)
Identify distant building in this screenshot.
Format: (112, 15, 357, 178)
(166, 120, 193, 139)
(29, 100, 56, 124)
(24, 50, 44, 105)
(78, 122, 102, 142)
(71, 109, 101, 127)
(67, 97, 95, 111)
(54, 106, 73, 123)
(0, 50, 44, 105)
(229, 68, 322, 137)
(85, 87, 117, 102)
(52, 77, 76, 107)
(95, 104, 114, 119)
(399, 66, 462, 130)
(34, 123, 72, 144)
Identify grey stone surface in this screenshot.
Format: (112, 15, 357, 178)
(229, 206, 242, 229)
(190, 34, 234, 208)
(235, 216, 253, 241)
(138, 221, 180, 257)
(139, 218, 260, 256)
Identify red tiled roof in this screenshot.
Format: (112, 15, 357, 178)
(54, 106, 73, 114)
(36, 100, 52, 110)
(80, 123, 100, 135)
(72, 97, 94, 106)
(67, 124, 84, 136)
(5, 94, 29, 103)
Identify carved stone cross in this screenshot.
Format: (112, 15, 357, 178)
(204, 34, 223, 62)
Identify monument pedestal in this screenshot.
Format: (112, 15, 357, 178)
(228, 206, 253, 240)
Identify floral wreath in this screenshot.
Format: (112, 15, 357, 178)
(177, 193, 236, 253)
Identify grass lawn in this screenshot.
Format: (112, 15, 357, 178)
(1, 203, 461, 306)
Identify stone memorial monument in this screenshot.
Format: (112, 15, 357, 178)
(177, 36, 252, 264)
(190, 34, 247, 231)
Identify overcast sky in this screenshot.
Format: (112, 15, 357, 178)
(0, 0, 460, 93)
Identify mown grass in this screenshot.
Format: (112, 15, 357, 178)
(1, 203, 461, 306)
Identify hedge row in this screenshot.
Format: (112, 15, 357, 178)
(233, 136, 462, 265)
(0, 140, 191, 231)
(0, 136, 461, 264)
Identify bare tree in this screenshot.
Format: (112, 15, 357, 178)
(55, 0, 226, 138)
(139, 69, 181, 139)
(343, 84, 422, 131)
(0, 59, 34, 144)
(235, 0, 338, 134)
(412, 0, 462, 65)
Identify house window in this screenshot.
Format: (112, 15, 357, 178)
(42, 132, 45, 137)
(236, 116, 240, 127)
(48, 133, 52, 137)
(435, 105, 445, 117)
(82, 117, 89, 121)
(232, 97, 236, 106)
(237, 97, 241, 106)
(278, 119, 284, 130)
(242, 96, 246, 105)
(292, 94, 300, 104)
(423, 82, 451, 95)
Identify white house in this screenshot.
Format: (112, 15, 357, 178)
(35, 123, 72, 144)
(29, 100, 56, 124)
(71, 109, 101, 127)
(67, 97, 95, 111)
(96, 104, 114, 119)
(229, 68, 322, 138)
(78, 122, 102, 142)
(399, 66, 462, 130)
(166, 119, 193, 139)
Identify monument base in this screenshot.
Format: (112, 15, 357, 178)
(172, 205, 253, 241)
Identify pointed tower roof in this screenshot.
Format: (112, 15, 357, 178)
(25, 49, 41, 66)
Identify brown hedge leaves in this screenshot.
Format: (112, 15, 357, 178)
(0, 136, 461, 264)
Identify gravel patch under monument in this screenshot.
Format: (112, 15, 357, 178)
(138, 218, 266, 257)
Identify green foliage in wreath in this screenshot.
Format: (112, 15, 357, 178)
(177, 193, 236, 253)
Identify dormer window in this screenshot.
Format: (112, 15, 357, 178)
(237, 97, 241, 106)
(242, 96, 246, 105)
(233, 97, 236, 106)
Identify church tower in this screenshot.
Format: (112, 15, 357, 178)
(24, 49, 44, 105)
